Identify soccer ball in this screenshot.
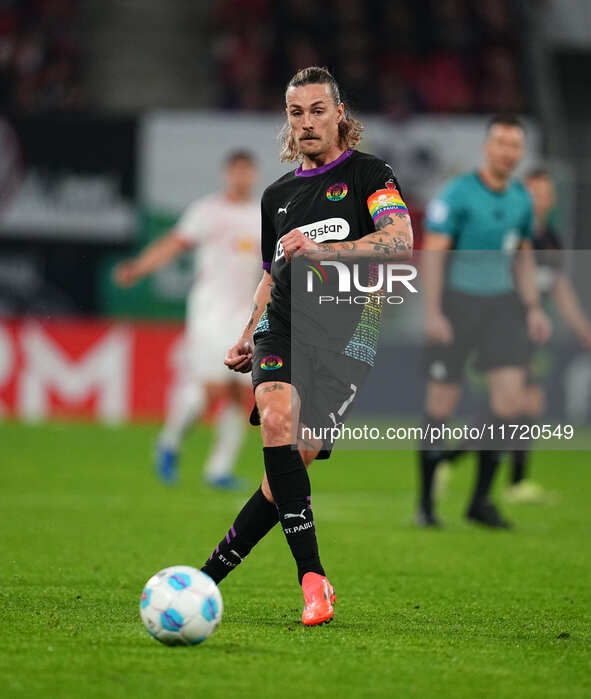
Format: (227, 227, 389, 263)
(139, 565, 223, 646)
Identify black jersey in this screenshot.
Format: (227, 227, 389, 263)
(255, 149, 406, 366)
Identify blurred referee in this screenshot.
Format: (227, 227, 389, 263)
(417, 115, 552, 528)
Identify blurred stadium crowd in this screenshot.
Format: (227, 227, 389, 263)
(0, 0, 83, 112)
(212, 0, 529, 114)
(1, 0, 528, 116)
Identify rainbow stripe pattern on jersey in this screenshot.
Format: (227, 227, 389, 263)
(343, 263, 383, 366)
(367, 185, 407, 225)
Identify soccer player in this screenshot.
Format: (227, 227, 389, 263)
(504, 168, 591, 502)
(114, 151, 260, 489)
(417, 115, 552, 529)
(199, 66, 413, 626)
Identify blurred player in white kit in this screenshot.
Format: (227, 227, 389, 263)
(114, 151, 261, 489)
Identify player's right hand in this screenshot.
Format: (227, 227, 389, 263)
(224, 337, 253, 373)
(280, 228, 318, 262)
(113, 261, 139, 288)
(426, 312, 454, 344)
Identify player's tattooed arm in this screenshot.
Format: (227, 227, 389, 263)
(314, 213, 413, 260)
(376, 212, 410, 228)
(241, 271, 273, 337)
(246, 302, 258, 332)
(362, 212, 413, 258)
(259, 382, 285, 393)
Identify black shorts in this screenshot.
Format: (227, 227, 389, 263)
(426, 290, 529, 383)
(251, 331, 370, 459)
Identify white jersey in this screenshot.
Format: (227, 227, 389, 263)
(175, 192, 260, 382)
(176, 192, 260, 325)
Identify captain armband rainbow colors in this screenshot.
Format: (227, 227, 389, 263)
(367, 183, 408, 225)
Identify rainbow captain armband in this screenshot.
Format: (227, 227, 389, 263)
(367, 183, 408, 225)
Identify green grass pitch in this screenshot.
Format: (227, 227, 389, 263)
(1, 421, 589, 698)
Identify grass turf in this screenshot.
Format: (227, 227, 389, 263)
(0, 421, 589, 698)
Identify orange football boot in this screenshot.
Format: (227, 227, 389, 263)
(301, 572, 336, 626)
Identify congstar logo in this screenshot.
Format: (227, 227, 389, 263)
(275, 218, 350, 260)
(305, 261, 419, 305)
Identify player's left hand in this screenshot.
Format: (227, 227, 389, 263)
(527, 306, 552, 344)
(280, 229, 319, 262)
(224, 336, 253, 373)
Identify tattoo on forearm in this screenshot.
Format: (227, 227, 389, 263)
(246, 302, 258, 330)
(309, 220, 412, 260)
(260, 382, 284, 393)
(376, 212, 408, 230)
(376, 215, 394, 230)
(365, 224, 413, 258)
(317, 243, 336, 254)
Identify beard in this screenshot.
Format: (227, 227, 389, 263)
(299, 136, 325, 158)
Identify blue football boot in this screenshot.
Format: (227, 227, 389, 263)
(205, 474, 247, 491)
(155, 444, 179, 485)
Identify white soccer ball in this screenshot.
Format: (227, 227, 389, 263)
(139, 565, 223, 646)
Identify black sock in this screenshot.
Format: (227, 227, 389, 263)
(201, 487, 279, 584)
(263, 445, 324, 584)
(511, 415, 531, 483)
(471, 450, 500, 504)
(511, 450, 528, 484)
(419, 451, 437, 511)
(418, 416, 445, 512)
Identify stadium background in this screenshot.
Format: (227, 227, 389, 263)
(1, 3, 590, 698)
(1, 0, 590, 425)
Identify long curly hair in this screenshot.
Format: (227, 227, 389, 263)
(279, 66, 364, 163)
